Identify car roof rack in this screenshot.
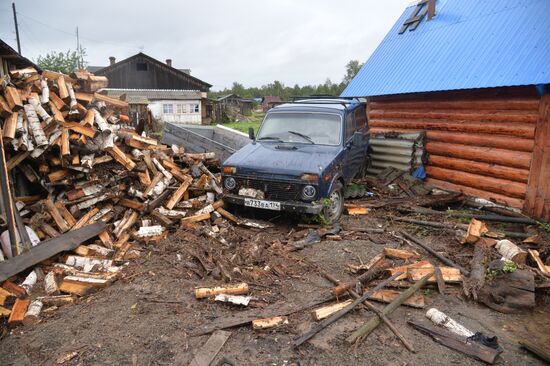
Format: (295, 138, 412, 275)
(288, 95, 362, 106)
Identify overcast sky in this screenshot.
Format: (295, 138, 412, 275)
(1, 0, 411, 90)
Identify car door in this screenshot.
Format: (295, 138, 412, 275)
(343, 106, 368, 182)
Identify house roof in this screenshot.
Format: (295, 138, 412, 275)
(101, 88, 203, 104)
(93, 52, 212, 89)
(341, 0, 550, 97)
(0, 38, 40, 71)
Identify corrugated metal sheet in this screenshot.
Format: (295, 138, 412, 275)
(341, 0, 550, 97)
(367, 132, 426, 176)
(102, 89, 202, 104)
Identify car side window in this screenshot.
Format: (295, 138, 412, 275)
(355, 107, 367, 130)
(345, 113, 355, 141)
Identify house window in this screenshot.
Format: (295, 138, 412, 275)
(136, 62, 148, 71)
(176, 104, 186, 114)
(190, 103, 199, 113)
(163, 104, 173, 114)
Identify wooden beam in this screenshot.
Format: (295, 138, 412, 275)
(0, 222, 107, 282)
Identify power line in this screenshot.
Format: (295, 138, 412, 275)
(17, 11, 141, 49)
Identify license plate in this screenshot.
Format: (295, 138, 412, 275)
(244, 198, 281, 211)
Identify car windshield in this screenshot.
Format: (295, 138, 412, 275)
(257, 113, 341, 146)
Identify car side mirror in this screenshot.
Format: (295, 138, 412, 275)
(248, 127, 255, 140)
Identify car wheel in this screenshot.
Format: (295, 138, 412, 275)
(322, 182, 344, 224)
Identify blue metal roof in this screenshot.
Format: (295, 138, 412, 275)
(341, 0, 550, 97)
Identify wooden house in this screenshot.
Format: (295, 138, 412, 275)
(342, 0, 550, 221)
(92, 53, 215, 124)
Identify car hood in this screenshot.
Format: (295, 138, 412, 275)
(224, 142, 340, 177)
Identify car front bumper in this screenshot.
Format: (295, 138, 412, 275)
(223, 194, 323, 215)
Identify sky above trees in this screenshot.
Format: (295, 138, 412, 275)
(1, 0, 410, 90)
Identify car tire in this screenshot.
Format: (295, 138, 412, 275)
(322, 182, 344, 224)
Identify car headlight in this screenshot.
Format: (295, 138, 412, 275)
(224, 177, 237, 190)
(302, 185, 316, 200)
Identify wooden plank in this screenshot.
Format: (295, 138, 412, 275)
(383, 247, 420, 260)
(0, 222, 106, 282)
(408, 267, 462, 283)
(188, 330, 231, 366)
(408, 320, 499, 364)
(311, 299, 353, 320)
(368, 289, 425, 308)
(252, 316, 289, 329)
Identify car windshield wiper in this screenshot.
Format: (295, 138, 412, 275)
(258, 135, 284, 142)
(287, 131, 314, 144)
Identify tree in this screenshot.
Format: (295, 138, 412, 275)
(36, 49, 87, 74)
(342, 60, 364, 85)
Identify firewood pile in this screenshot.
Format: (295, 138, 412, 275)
(0, 67, 229, 328)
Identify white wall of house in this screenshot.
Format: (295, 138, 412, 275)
(149, 99, 202, 124)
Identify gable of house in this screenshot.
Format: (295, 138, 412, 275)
(94, 53, 211, 92)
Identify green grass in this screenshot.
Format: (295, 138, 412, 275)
(224, 120, 262, 134)
(224, 111, 264, 134)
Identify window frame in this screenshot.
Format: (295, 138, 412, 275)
(162, 103, 173, 114)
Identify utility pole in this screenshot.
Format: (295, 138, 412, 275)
(76, 26, 81, 69)
(12, 2, 21, 54)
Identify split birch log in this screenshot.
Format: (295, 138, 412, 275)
(40, 78, 49, 104)
(166, 176, 193, 209)
(311, 299, 353, 320)
(8, 298, 29, 326)
(425, 308, 474, 338)
(91, 108, 111, 134)
(28, 97, 52, 124)
(214, 294, 251, 306)
(66, 82, 77, 108)
(21, 269, 38, 294)
(23, 104, 48, 148)
(252, 316, 288, 329)
(495, 240, 527, 264)
(23, 300, 43, 325)
(346, 271, 434, 344)
(3, 112, 17, 139)
(463, 218, 489, 244)
(44, 271, 59, 295)
(528, 249, 550, 276)
(195, 283, 249, 299)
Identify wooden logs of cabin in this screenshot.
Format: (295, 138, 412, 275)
(367, 86, 547, 213)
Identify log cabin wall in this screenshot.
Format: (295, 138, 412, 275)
(367, 86, 550, 221)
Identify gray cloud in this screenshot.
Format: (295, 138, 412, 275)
(0, 0, 410, 90)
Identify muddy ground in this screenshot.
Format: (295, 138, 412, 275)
(1, 207, 549, 366)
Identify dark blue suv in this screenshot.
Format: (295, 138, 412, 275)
(222, 99, 369, 223)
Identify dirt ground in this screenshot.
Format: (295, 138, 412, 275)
(1, 207, 549, 366)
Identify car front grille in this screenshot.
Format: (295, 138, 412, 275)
(233, 177, 304, 201)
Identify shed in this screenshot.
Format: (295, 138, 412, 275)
(0, 39, 40, 77)
(342, 0, 550, 221)
(217, 94, 254, 116)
